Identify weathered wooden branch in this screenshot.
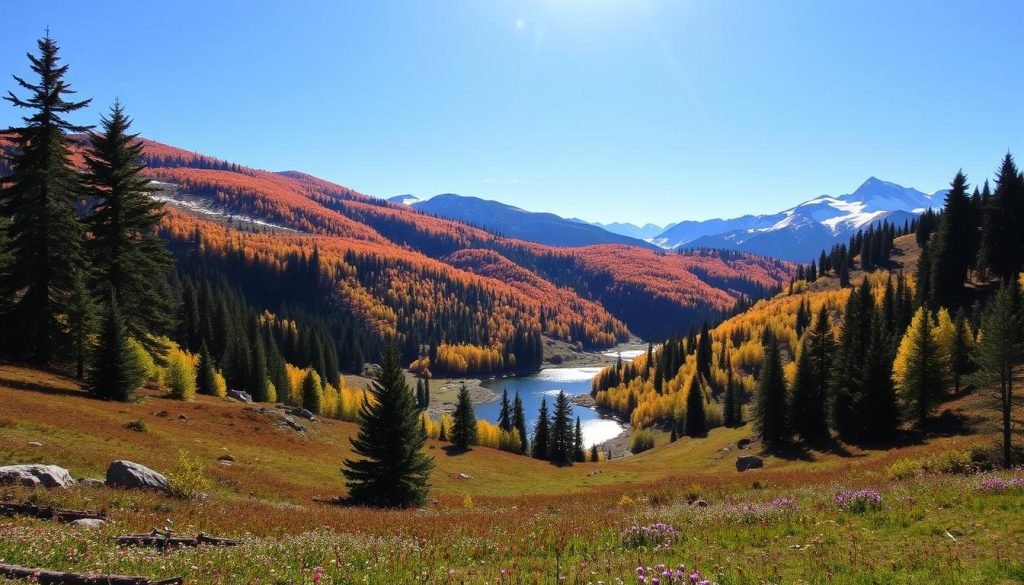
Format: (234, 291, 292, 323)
(0, 501, 106, 523)
(0, 563, 182, 584)
(312, 495, 346, 506)
(114, 528, 239, 548)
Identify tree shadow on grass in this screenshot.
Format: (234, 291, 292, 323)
(0, 369, 83, 399)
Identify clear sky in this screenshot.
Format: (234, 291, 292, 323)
(4, 1, 1023, 224)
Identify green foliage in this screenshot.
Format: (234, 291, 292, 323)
(0, 34, 91, 365)
(167, 449, 211, 500)
(87, 299, 146, 402)
(755, 336, 789, 449)
(684, 375, 707, 437)
(629, 428, 655, 453)
(549, 391, 574, 465)
(893, 307, 949, 427)
(531, 398, 550, 461)
(451, 384, 477, 449)
(196, 342, 218, 396)
(301, 369, 323, 413)
(790, 307, 833, 442)
(342, 346, 434, 508)
(975, 282, 1023, 468)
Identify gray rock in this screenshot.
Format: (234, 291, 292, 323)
(70, 518, 107, 529)
(227, 389, 253, 403)
(735, 455, 764, 472)
(288, 407, 317, 422)
(79, 478, 105, 488)
(281, 416, 305, 433)
(217, 454, 235, 462)
(105, 460, 168, 492)
(0, 464, 76, 488)
(737, 438, 754, 450)
(458, 473, 472, 480)
(693, 499, 709, 508)
(27, 441, 43, 448)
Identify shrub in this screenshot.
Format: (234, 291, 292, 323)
(125, 419, 147, 432)
(621, 522, 679, 548)
(127, 337, 158, 382)
(885, 458, 922, 481)
(165, 346, 198, 401)
(977, 476, 1024, 493)
(167, 449, 211, 500)
(462, 495, 473, 509)
(618, 494, 636, 507)
(630, 428, 655, 453)
(835, 488, 882, 513)
(212, 369, 228, 397)
(922, 450, 973, 475)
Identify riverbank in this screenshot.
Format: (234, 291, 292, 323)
(540, 336, 648, 369)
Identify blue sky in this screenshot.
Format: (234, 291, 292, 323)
(4, 1, 1023, 224)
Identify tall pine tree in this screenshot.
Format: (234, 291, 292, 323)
(451, 384, 477, 450)
(87, 297, 144, 402)
(1, 33, 91, 364)
(342, 346, 434, 507)
(531, 398, 551, 461)
(684, 375, 707, 437)
(755, 336, 790, 449)
(789, 306, 833, 442)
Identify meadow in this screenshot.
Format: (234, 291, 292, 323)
(1, 365, 1022, 584)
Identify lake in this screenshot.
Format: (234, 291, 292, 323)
(477, 367, 625, 448)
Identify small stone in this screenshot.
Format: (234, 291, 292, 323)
(217, 454, 235, 462)
(154, 411, 169, 418)
(693, 499, 709, 508)
(27, 441, 43, 448)
(70, 518, 107, 529)
(178, 414, 188, 421)
(458, 473, 472, 480)
(736, 455, 764, 472)
(79, 478, 105, 488)
(219, 460, 233, 466)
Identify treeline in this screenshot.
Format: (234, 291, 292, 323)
(594, 159, 1024, 468)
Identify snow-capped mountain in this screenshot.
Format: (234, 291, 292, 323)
(388, 194, 422, 206)
(575, 220, 673, 240)
(652, 178, 948, 262)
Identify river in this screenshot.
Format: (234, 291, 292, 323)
(476, 367, 626, 448)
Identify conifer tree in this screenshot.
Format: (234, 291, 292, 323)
(860, 312, 900, 439)
(549, 391, 574, 465)
(87, 297, 144, 402)
(66, 270, 97, 380)
(197, 341, 218, 396)
(590, 443, 599, 462)
(1, 33, 91, 364)
(684, 375, 707, 437)
(512, 391, 528, 453)
(950, 311, 974, 396)
(451, 384, 477, 449)
(830, 280, 874, 439)
(497, 389, 512, 431)
(980, 154, 1024, 282)
(755, 336, 789, 449)
(975, 283, 1022, 468)
(416, 379, 424, 409)
(789, 307, 833, 442)
(722, 369, 741, 427)
(573, 417, 585, 462)
(531, 398, 551, 460)
(695, 323, 713, 380)
(301, 369, 323, 415)
(929, 171, 976, 308)
(83, 101, 174, 354)
(893, 307, 949, 427)
(343, 346, 434, 507)
(670, 424, 678, 442)
(248, 319, 269, 401)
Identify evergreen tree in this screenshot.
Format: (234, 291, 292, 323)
(590, 443, 599, 462)
(950, 311, 974, 396)
(531, 398, 551, 461)
(684, 375, 707, 437)
(301, 369, 323, 415)
(450, 384, 477, 449)
(830, 279, 874, 439)
(66, 270, 97, 380)
(670, 424, 678, 442)
(980, 154, 1024, 282)
(512, 391, 528, 454)
(860, 312, 900, 439)
(497, 389, 512, 431)
(248, 319, 269, 401)
(722, 369, 741, 427)
(0, 33, 91, 364)
(893, 307, 949, 427)
(573, 417, 585, 462)
(975, 283, 1022, 468)
(695, 323, 713, 380)
(416, 379, 425, 409)
(549, 391, 575, 465)
(789, 307, 833, 442)
(83, 101, 174, 354)
(197, 341, 218, 396)
(342, 346, 434, 507)
(929, 171, 976, 308)
(755, 336, 789, 449)
(87, 297, 144, 402)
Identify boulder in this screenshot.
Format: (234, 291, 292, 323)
(217, 454, 235, 462)
(79, 478, 105, 488)
(105, 460, 168, 492)
(458, 473, 472, 480)
(70, 518, 107, 529)
(0, 464, 76, 488)
(737, 438, 753, 450)
(227, 389, 253, 403)
(692, 499, 709, 508)
(735, 455, 764, 472)
(27, 441, 43, 448)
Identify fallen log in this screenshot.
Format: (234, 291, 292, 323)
(0, 501, 107, 523)
(0, 563, 182, 584)
(312, 495, 346, 506)
(114, 528, 239, 548)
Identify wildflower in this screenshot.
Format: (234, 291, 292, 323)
(834, 488, 882, 513)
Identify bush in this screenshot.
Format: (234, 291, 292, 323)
(213, 369, 228, 397)
(125, 419, 147, 432)
(167, 449, 211, 500)
(165, 346, 198, 401)
(621, 522, 679, 548)
(885, 458, 922, 481)
(630, 429, 655, 453)
(923, 450, 973, 475)
(127, 338, 158, 382)
(835, 488, 882, 513)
